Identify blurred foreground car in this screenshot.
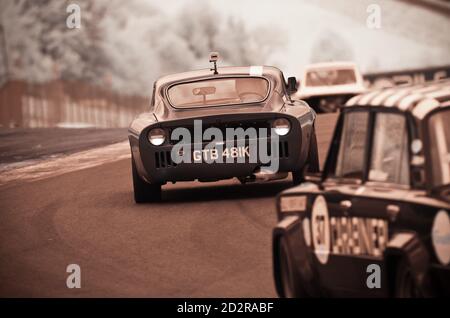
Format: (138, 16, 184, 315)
(128, 54, 319, 203)
(273, 80, 450, 297)
(294, 62, 366, 113)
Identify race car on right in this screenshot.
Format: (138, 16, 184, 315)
(272, 80, 450, 297)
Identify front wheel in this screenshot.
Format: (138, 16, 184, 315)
(278, 237, 308, 298)
(395, 259, 422, 298)
(306, 130, 320, 173)
(132, 157, 161, 203)
(292, 171, 304, 185)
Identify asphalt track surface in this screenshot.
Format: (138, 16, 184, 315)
(0, 114, 337, 297)
(0, 128, 126, 165)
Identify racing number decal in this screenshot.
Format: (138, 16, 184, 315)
(311, 195, 330, 264)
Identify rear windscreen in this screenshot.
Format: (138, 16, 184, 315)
(167, 77, 269, 108)
(306, 68, 357, 87)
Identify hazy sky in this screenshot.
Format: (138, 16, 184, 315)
(2, 0, 448, 93)
(153, 0, 450, 78)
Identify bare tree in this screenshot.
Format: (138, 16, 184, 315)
(310, 29, 354, 63)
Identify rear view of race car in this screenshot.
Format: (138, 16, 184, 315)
(128, 54, 319, 202)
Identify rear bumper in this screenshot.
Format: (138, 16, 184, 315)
(130, 113, 305, 184)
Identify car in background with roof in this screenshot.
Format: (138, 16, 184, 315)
(273, 80, 450, 297)
(128, 53, 319, 203)
(294, 62, 366, 113)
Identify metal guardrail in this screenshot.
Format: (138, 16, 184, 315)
(363, 65, 450, 89)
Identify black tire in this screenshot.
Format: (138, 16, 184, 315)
(131, 157, 161, 203)
(278, 237, 308, 298)
(292, 129, 319, 185)
(395, 259, 422, 298)
(307, 130, 320, 173)
(292, 170, 304, 185)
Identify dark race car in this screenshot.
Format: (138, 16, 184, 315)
(128, 54, 319, 203)
(272, 80, 450, 297)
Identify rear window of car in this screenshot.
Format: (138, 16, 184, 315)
(305, 68, 357, 87)
(167, 77, 269, 108)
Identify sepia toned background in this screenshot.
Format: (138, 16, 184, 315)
(0, 0, 449, 299)
(0, 0, 449, 128)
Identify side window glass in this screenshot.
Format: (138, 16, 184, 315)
(335, 111, 369, 179)
(369, 113, 409, 185)
(429, 110, 450, 187)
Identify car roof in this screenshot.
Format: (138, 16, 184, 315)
(155, 66, 284, 87)
(345, 79, 450, 119)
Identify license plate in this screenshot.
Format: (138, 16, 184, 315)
(192, 146, 250, 163)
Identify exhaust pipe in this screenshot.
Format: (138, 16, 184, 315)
(254, 167, 288, 181)
(239, 167, 288, 183)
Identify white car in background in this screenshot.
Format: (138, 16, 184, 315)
(294, 62, 366, 113)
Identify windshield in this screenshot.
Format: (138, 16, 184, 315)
(167, 77, 269, 108)
(335, 111, 369, 179)
(429, 109, 450, 187)
(305, 68, 357, 87)
(368, 112, 409, 185)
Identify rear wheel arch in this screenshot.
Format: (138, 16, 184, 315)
(384, 253, 402, 297)
(307, 128, 320, 173)
(292, 126, 319, 185)
(131, 155, 162, 203)
(384, 232, 432, 297)
(272, 232, 286, 297)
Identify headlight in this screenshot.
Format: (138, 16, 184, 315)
(273, 118, 291, 136)
(279, 195, 306, 212)
(432, 210, 450, 265)
(148, 128, 166, 146)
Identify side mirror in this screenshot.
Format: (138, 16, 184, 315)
(287, 77, 298, 94)
(411, 155, 425, 188)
